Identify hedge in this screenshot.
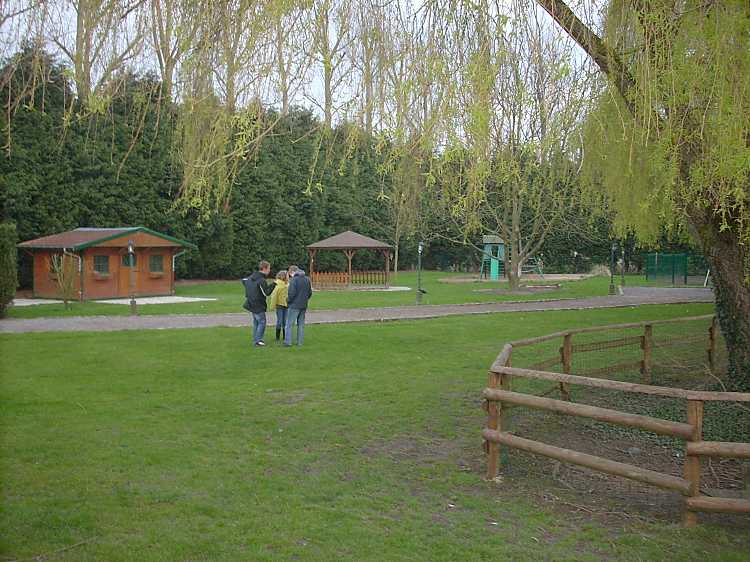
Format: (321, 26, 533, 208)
(0, 222, 18, 317)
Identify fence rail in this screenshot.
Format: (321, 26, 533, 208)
(482, 314, 750, 526)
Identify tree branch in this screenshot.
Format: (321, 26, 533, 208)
(535, 0, 636, 115)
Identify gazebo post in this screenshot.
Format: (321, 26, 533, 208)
(384, 249, 390, 288)
(308, 249, 317, 281)
(344, 249, 356, 287)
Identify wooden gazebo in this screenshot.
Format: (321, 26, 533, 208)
(307, 231, 392, 289)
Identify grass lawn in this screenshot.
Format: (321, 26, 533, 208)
(2, 302, 748, 561)
(7, 272, 614, 319)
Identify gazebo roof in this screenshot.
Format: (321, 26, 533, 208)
(307, 230, 392, 250)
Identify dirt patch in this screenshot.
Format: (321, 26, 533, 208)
(473, 284, 561, 295)
(439, 274, 592, 284)
(360, 436, 464, 467)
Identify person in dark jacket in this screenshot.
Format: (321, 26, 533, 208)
(284, 265, 313, 346)
(242, 260, 276, 347)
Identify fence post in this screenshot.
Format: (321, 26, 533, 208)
(559, 333, 572, 400)
(707, 317, 717, 373)
(640, 324, 653, 384)
(486, 370, 501, 480)
(683, 399, 704, 527)
(501, 350, 512, 432)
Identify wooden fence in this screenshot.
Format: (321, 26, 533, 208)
(483, 314, 750, 526)
(311, 270, 387, 289)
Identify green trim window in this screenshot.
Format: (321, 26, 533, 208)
(149, 254, 164, 273)
(122, 253, 137, 267)
(93, 255, 109, 274)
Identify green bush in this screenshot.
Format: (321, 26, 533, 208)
(0, 222, 18, 317)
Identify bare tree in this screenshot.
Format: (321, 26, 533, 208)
(48, 0, 146, 105)
(270, 1, 311, 116)
(308, 0, 353, 128)
(50, 253, 79, 309)
(149, 0, 200, 101)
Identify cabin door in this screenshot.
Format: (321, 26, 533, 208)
(118, 252, 140, 297)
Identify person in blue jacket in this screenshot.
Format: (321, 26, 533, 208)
(285, 265, 313, 347)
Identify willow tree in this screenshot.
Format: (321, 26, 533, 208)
(434, 0, 589, 289)
(537, 0, 750, 390)
(374, 1, 452, 274)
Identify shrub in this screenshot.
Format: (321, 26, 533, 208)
(0, 222, 18, 317)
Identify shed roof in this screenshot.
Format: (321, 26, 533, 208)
(307, 230, 392, 250)
(18, 227, 197, 251)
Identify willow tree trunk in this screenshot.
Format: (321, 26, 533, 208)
(693, 210, 750, 392)
(507, 184, 521, 290)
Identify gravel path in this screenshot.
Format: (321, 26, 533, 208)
(0, 287, 713, 334)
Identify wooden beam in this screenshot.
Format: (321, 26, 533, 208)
(507, 315, 714, 348)
(686, 496, 750, 514)
(683, 399, 704, 527)
(482, 430, 691, 495)
(485, 371, 501, 480)
(490, 344, 513, 371)
(483, 389, 694, 439)
(687, 441, 750, 459)
(490, 366, 750, 402)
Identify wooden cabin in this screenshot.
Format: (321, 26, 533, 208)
(18, 227, 196, 300)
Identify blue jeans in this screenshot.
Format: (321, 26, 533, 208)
(275, 307, 288, 339)
(252, 312, 266, 344)
(285, 308, 306, 346)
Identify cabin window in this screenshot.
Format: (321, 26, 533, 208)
(149, 254, 164, 273)
(93, 255, 109, 274)
(122, 253, 137, 267)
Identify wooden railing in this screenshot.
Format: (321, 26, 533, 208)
(483, 315, 750, 526)
(351, 270, 386, 286)
(311, 270, 387, 289)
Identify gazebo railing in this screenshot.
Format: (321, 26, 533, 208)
(311, 270, 387, 288)
(351, 270, 386, 285)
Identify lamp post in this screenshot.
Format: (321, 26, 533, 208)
(416, 241, 424, 305)
(128, 240, 137, 315)
(620, 244, 626, 287)
(609, 242, 617, 295)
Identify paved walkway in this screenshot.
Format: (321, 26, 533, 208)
(0, 287, 713, 334)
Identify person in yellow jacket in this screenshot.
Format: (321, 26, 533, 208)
(268, 270, 289, 343)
